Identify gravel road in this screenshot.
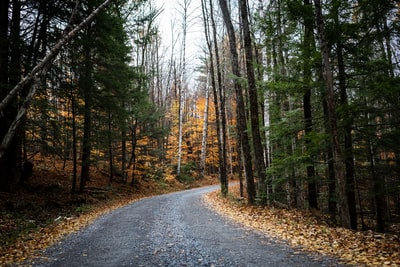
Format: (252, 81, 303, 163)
(29, 185, 348, 267)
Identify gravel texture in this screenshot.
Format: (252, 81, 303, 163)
(27, 185, 348, 266)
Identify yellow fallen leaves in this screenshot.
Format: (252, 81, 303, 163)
(203, 188, 400, 267)
(0, 195, 143, 266)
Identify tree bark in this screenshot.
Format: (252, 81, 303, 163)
(108, 111, 114, 184)
(200, 61, 210, 177)
(0, 0, 11, 190)
(314, 0, 351, 228)
(335, 19, 357, 229)
(303, 0, 318, 210)
(210, 0, 228, 195)
(176, 0, 192, 176)
(218, 0, 255, 202)
(239, 0, 266, 203)
(209, 0, 228, 193)
(71, 89, 78, 193)
(79, 53, 93, 193)
(201, 0, 228, 194)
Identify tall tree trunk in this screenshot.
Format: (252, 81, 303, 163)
(218, 0, 255, 201)
(177, 0, 191, 176)
(8, 0, 22, 182)
(79, 36, 93, 193)
(367, 132, 387, 232)
(382, 19, 394, 78)
(0, 0, 23, 186)
(314, 0, 351, 228)
(335, 17, 357, 229)
(121, 100, 127, 183)
(0, 0, 11, 190)
(129, 119, 138, 186)
(322, 95, 337, 224)
(200, 64, 210, 177)
(209, 0, 228, 197)
(177, 79, 184, 176)
(364, 106, 387, 232)
(80, 94, 92, 192)
(239, 0, 266, 203)
(303, 0, 318, 210)
(108, 111, 114, 184)
(71, 89, 78, 193)
(211, 0, 228, 194)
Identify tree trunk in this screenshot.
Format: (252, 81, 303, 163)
(71, 89, 78, 193)
(0, 0, 11, 190)
(201, 0, 228, 194)
(364, 107, 387, 232)
(218, 0, 255, 202)
(314, 0, 351, 229)
(201, 0, 217, 180)
(322, 96, 337, 224)
(80, 94, 92, 192)
(335, 22, 357, 229)
(121, 101, 127, 183)
(129, 119, 138, 186)
(177, 0, 191, 176)
(239, 0, 266, 203)
(79, 36, 93, 193)
(200, 63, 210, 177)
(177, 79, 184, 176)
(303, 0, 318, 210)
(368, 134, 387, 232)
(108, 111, 114, 184)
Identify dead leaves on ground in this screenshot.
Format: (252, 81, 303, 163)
(0, 194, 141, 265)
(203, 187, 400, 267)
(0, 163, 217, 266)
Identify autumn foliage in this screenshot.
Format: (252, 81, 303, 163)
(204, 185, 400, 267)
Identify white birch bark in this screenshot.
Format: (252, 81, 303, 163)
(200, 69, 210, 177)
(176, 0, 192, 176)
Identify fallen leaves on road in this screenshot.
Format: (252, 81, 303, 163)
(0, 192, 145, 265)
(203, 185, 400, 267)
(0, 164, 217, 266)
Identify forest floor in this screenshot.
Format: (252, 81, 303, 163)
(1, 159, 399, 266)
(0, 159, 217, 266)
(204, 185, 400, 267)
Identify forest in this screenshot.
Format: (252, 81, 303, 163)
(0, 0, 399, 245)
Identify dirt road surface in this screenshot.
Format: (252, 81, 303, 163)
(28, 185, 348, 266)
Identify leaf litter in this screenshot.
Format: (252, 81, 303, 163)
(0, 162, 216, 266)
(203, 185, 400, 267)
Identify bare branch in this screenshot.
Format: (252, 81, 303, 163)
(0, 0, 112, 115)
(0, 0, 113, 159)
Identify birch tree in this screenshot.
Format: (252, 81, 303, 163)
(199, 64, 210, 177)
(176, 0, 192, 176)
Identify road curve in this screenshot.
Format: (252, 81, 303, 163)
(29, 185, 347, 267)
